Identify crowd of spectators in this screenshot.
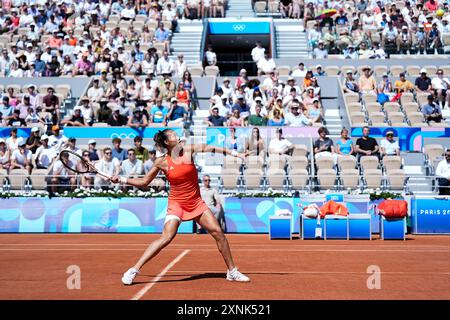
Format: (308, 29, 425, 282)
(0, 123, 166, 192)
(206, 68, 324, 128)
(300, 0, 450, 56)
(344, 66, 449, 123)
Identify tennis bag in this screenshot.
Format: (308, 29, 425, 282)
(320, 200, 349, 218)
(303, 204, 321, 218)
(377, 199, 408, 218)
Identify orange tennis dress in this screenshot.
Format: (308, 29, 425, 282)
(165, 154, 209, 221)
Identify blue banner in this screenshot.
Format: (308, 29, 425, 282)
(0, 198, 193, 233)
(351, 127, 450, 151)
(413, 198, 450, 234)
(60, 127, 183, 139)
(209, 21, 270, 34)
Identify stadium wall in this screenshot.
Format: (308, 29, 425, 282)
(1, 196, 448, 234)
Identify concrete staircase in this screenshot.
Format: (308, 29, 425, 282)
(170, 20, 204, 65)
(274, 19, 308, 59)
(322, 99, 344, 136)
(226, 0, 255, 18)
(402, 152, 435, 195)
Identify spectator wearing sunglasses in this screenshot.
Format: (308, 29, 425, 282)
(380, 131, 400, 157)
(121, 149, 144, 178)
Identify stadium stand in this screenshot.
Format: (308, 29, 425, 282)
(0, 0, 448, 198)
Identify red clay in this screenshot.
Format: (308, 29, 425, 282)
(0, 234, 449, 300)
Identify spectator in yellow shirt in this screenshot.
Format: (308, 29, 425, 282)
(394, 73, 414, 93)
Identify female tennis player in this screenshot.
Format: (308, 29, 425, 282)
(110, 129, 250, 284)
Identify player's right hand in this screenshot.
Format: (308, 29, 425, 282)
(110, 175, 120, 184)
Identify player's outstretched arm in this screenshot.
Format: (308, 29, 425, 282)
(110, 165, 160, 188)
(188, 144, 249, 160)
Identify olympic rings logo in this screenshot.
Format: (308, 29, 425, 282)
(110, 133, 137, 140)
(232, 24, 246, 32)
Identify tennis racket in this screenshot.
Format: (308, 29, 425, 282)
(59, 149, 112, 180)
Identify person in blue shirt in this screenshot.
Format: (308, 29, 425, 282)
(335, 128, 355, 157)
(34, 52, 46, 76)
(111, 138, 128, 162)
(167, 98, 187, 126)
(231, 95, 250, 120)
(0, 97, 14, 122)
(132, 43, 145, 62)
(150, 99, 169, 124)
(421, 94, 443, 123)
(155, 22, 171, 51)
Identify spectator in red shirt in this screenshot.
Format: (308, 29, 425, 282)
(42, 87, 60, 124)
(425, 0, 438, 12)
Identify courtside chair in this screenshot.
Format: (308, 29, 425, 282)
(350, 112, 366, 125)
(340, 169, 361, 190)
(219, 168, 241, 193)
(399, 92, 415, 105)
(382, 156, 403, 172)
(223, 156, 242, 171)
(204, 66, 220, 77)
(344, 92, 360, 104)
(243, 168, 265, 191)
(254, 1, 268, 14)
(277, 66, 291, 76)
(292, 144, 309, 157)
(189, 66, 204, 77)
(267, 155, 287, 170)
(368, 112, 386, 124)
(341, 65, 357, 75)
(315, 156, 335, 170)
(338, 155, 357, 171)
(423, 65, 437, 75)
(317, 169, 338, 191)
(388, 112, 406, 124)
(265, 168, 287, 191)
(364, 169, 383, 189)
(407, 112, 426, 125)
(389, 65, 405, 77)
(288, 168, 310, 192)
(288, 156, 309, 172)
(324, 66, 340, 76)
(347, 103, 363, 114)
(360, 156, 380, 172)
(374, 65, 389, 77)
(424, 144, 445, 164)
(365, 103, 382, 114)
(386, 169, 407, 191)
(406, 65, 421, 76)
(362, 92, 378, 104)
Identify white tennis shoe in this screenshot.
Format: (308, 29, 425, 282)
(121, 267, 139, 285)
(226, 268, 250, 282)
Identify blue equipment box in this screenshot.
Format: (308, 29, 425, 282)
(324, 215, 348, 240)
(301, 215, 322, 239)
(269, 216, 292, 239)
(348, 214, 372, 240)
(381, 216, 406, 240)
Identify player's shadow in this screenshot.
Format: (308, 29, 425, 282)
(131, 272, 287, 285)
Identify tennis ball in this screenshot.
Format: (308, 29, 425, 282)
(437, 9, 445, 17)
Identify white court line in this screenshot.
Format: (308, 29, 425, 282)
(2, 248, 450, 253)
(131, 249, 190, 301)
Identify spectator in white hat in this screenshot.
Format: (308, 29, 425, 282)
(415, 68, 432, 93)
(10, 139, 33, 174)
(34, 135, 56, 170)
(25, 126, 42, 153)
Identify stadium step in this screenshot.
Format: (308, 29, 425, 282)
(170, 21, 204, 65)
(274, 20, 309, 59)
(226, 0, 255, 18)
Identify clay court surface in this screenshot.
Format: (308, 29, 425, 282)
(0, 234, 449, 300)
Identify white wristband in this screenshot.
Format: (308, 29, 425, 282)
(231, 150, 238, 157)
(119, 176, 128, 184)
